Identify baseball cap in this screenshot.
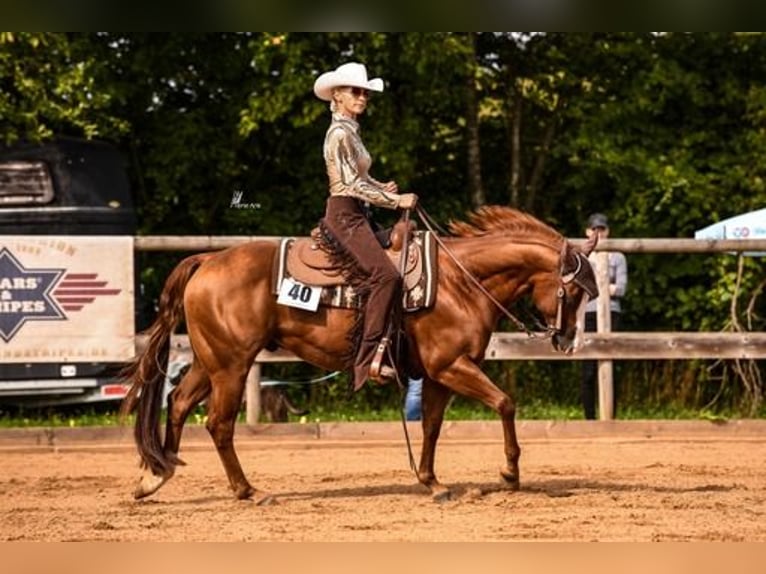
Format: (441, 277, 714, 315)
(587, 213, 609, 229)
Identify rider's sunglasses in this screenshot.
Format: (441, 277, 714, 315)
(346, 86, 371, 98)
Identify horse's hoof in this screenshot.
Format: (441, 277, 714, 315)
(234, 485, 256, 500)
(431, 487, 452, 503)
(133, 471, 169, 500)
(502, 480, 520, 492)
(254, 491, 278, 506)
(166, 452, 187, 467)
(499, 466, 520, 491)
(235, 486, 277, 506)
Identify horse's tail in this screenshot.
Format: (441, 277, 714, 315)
(119, 252, 210, 475)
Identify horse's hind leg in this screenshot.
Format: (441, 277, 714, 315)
(417, 377, 453, 501)
(134, 361, 212, 499)
(206, 366, 274, 505)
(164, 360, 211, 464)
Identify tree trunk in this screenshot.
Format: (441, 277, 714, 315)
(465, 33, 485, 208)
(509, 89, 522, 207)
(524, 114, 557, 211)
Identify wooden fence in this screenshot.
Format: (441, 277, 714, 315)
(136, 235, 766, 422)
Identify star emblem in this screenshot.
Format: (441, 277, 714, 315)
(0, 248, 65, 342)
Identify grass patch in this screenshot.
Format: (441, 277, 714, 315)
(1, 398, 762, 428)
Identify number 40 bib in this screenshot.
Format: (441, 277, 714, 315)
(276, 277, 321, 312)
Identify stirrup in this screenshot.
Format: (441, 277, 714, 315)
(369, 337, 392, 381)
(371, 365, 397, 383)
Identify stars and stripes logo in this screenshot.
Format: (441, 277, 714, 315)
(53, 273, 122, 312)
(0, 247, 122, 342)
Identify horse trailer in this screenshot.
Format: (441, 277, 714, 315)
(0, 137, 140, 407)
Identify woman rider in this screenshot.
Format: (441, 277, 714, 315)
(313, 62, 418, 391)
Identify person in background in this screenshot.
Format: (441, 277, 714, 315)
(580, 212, 628, 420)
(404, 376, 423, 421)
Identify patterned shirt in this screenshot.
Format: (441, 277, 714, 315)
(323, 113, 399, 209)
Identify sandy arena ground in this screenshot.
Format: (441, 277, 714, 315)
(0, 421, 764, 542)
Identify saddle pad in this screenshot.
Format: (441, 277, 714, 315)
(273, 230, 438, 311)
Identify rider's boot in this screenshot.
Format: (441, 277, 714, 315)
(369, 337, 397, 384)
(352, 337, 396, 391)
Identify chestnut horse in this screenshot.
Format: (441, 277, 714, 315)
(121, 206, 598, 503)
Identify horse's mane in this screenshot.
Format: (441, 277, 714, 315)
(448, 205, 563, 243)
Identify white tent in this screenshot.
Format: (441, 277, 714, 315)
(695, 207, 766, 256)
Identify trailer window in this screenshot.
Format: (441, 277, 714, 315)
(0, 161, 55, 206)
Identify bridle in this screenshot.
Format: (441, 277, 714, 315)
(415, 205, 594, 339)
(553, 254, 582, 334)
(554, 251, 597, 335)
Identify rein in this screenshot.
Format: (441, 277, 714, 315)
(414, 204, 561, 338)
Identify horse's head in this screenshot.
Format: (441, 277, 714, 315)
(444, 205, 601, 354)
(532, 233, 599, 353)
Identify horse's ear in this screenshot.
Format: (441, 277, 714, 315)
(581, 232, 598, 256)
(560, 242, 578, 280)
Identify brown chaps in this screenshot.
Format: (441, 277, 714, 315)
(321, 196, 401, 391)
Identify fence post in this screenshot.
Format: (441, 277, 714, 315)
(595, 251, 614, 420)
(245, 363, 261, 424)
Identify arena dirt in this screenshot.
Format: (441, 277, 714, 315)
(1, 423, 764, 541)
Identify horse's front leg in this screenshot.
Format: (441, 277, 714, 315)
(499, 408, 521, 490)
(418, 377, 453, 501)
(433, 355, 521, 491)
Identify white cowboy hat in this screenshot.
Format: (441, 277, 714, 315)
(313, 62, 384, 101)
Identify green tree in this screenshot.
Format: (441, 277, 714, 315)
(0, 32, 128, 144)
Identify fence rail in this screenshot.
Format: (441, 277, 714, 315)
(135, 235, 766, 422)
(143, 331, 766, 362)
(136, 235, 766, 253)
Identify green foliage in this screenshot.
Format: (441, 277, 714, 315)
(0, 32, 129, 144)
